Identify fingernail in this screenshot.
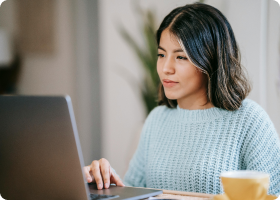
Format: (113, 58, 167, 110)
(98, 184, 102, 189)
(87, 178, 91, 182)
(105, 183, 109, 188)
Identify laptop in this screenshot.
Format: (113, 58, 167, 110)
(0, 95, 162, 200)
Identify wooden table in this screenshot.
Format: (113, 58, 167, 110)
(135, 186, 214, 200)
(153, 189, 214, 200)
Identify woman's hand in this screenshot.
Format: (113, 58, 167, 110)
(83, 158, 125, 190)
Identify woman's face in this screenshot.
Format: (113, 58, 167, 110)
(157, 29, 208, 105)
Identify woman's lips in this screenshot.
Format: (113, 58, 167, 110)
(162, 79, 178, 88)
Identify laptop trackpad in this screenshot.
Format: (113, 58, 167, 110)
(88, 183, 163, 200)
(89, 193, 119, 200)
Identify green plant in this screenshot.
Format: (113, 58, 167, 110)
(117, 6, 159, 115)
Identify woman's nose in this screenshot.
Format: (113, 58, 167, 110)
(163, 58, 175, 74)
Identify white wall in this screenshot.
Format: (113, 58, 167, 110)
(267, 0, 280, 133)
(226, 0, 261, 103)
(16, 0, 76, 108)
(226, 0, 280, 133)
(0, 0, 17, 38)
(70, 0, 102, 164)
(0, 0, 76, 108)
(99, 0, 280, 179)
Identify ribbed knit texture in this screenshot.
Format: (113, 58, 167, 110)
(120, 98, 280, 196)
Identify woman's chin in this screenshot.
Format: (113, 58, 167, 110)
(165, 94, 178, 100)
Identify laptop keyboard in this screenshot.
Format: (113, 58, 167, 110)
(89, 194, 119, 200)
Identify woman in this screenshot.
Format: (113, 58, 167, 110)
(84, 2, 280, 196)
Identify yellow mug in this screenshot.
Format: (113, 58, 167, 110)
(220, 170, 270, 200)
(213, 170, 277, 200)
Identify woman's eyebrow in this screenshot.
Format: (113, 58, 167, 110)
(158, 46, 183, 53)
(158, 46, 166, 51)
(174, 49, 184, 53)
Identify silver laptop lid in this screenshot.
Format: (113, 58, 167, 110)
(0, 95, 90, 200)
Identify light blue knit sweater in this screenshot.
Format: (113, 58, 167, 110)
(120, 98, 280, 196)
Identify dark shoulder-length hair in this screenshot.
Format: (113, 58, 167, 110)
(156, 2, 251, 111)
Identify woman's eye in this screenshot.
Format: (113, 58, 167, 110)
(177, 56, 187, 60)
(157, 54, 165, 58)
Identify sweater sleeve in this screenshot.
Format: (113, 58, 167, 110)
(242, 106, 280, 196)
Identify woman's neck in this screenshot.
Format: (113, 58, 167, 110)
(177, 94, 214, 110)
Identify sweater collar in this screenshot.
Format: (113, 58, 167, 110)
(176, 104, 229, 123)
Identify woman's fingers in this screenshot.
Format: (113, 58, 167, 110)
(91, 160, 103, 189)
(110, 168, 125, 187)
(83, 166, 92, 183)
(87, 158, 123, 190)
(100, 158, 111, 189)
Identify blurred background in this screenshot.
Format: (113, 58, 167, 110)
(0, 0, 279, 179)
